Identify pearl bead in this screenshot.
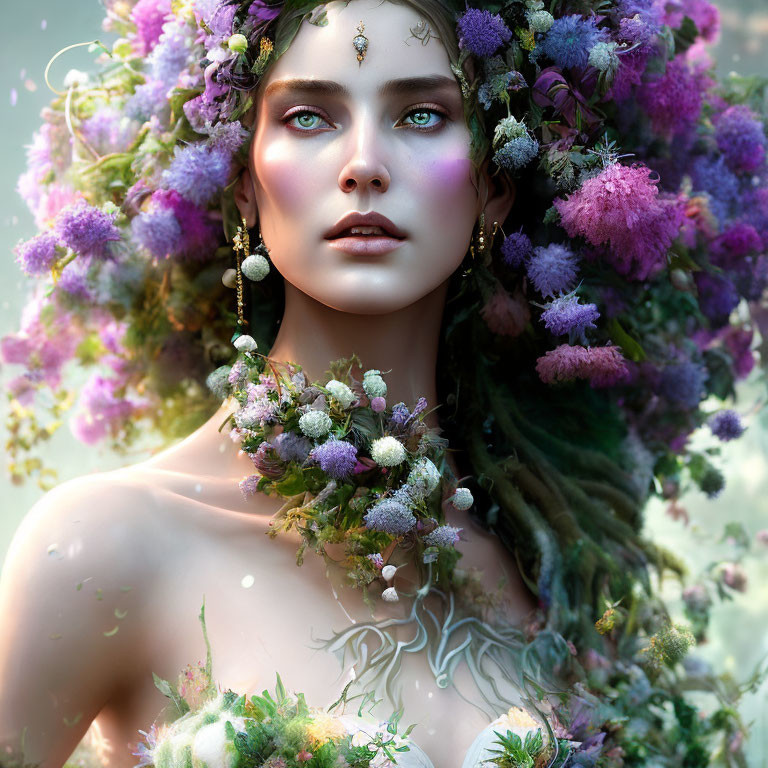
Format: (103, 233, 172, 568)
(382, 587, 399, 602)
(381, 565, 397, 582)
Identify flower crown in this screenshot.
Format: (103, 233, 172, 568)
(3, 0, 767, 535)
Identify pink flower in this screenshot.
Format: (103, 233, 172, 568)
(536, 344, 629, 387)
(755, 529, 768, 546)
(371, 396, 386, 412)
(481, 285, 530, 337)
(69, 373, 141, 445)
(296, 750, 313, 763)
(131, 0, 173, 56)
(554, 163, 685, 281)
(721, 562, 747, 592)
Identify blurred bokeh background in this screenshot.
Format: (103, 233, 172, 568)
(0, 0, 767, 763)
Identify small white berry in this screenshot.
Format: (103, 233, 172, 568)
(222, 268, 237, 288)
(381, 565, 397, 582)
(382, 587, 399, 602)
(233, 334, 257, 352)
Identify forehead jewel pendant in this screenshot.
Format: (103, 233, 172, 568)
(352, 21, 368, 65)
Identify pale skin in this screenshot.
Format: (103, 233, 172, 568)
(0, 2, 536, 766)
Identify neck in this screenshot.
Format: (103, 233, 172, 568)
(267, 281, 449, 425)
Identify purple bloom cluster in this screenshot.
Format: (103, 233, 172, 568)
(130, 0, 172, 56)
(539, 15, 607, 71)
(131, 207, 181, 259)
(58, 260, 93, 301)
(126, 80, 169, 123)
(364, 500, 416, 536)
(149, 21, 192, 87)
(638, 55, 706, 139)
(162, 144, 231, 207)
(714, 105, 767, 174)
(541, 294, 600, 336)
(660, 361, 708, 409)
(694, 271, 740, 326)
(272, 431, 311, 463)
(457, 9, 512, 58)
(493, 135, 539, 171)
(423, 525, 462, 548)
(526, 244, 580, 298)
(14, 232, 58, 276)
(501, 230, 533, 268)
(708, 410, 745, 442)
(310, 438, 358, 480)
(54, 202, 121, 260)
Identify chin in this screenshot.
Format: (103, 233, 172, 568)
(305, 279, 437, 315)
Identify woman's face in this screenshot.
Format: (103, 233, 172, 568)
(243, 0, 481, 314)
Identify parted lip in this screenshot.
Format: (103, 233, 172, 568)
(324, 212, 407, 240)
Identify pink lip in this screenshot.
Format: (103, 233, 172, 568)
(326, 236, 406, 256)
(324, 211, 407, 240)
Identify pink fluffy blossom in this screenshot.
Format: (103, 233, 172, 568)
(130, 0, 173, 56)
(554, 163, 685, 281)
(480, 285, 530, 337)
(536, 344, 629, 387)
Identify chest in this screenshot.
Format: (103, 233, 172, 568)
(98, 496, 531, 767)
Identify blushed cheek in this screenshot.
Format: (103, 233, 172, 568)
(256, 142, 320, 213)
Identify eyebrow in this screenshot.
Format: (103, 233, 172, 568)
(263, 75, 460, 100)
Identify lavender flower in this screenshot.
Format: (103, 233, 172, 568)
(367, 553, 384, 570)
(501, 230, 533, 268)
(493, 135, 539, 171)
(540, 293, 600, 336)
(240, 474, 260, 498)
(80, 108, 138, 155)
(272, 431, 312, 463)
(708, 410, 745, 441)
(14, 232, 59, 275)
(149, 20, 192, 86)
(423, 525, 462, 548)
(540, 15, 607, 71)
(694, 272, 740, 326)
(714, 105, 767, 174)
(364, 500, 417, 536)
(162, 144, 231, 207)
(660, 361, 708, 409)
(390, 402, 410, 425)
(527, 244, 580, 298)
(457, 9, 512, 57)
(126, 80, 169, 123)
(227, 359, 248, 388)
(131, 207, 181, 259)
(54, 202, 120, 260)
(205, 121, 250, 154)
(310, 438, 358, 480)
(57, 260, 92, 300)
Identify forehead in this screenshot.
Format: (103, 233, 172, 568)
(262, 0, 454, 90)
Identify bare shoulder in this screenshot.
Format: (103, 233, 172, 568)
(0, 469, 162, 767)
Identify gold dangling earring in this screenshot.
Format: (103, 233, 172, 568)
(470, 212, 485, 261)
(231, 217, 249, 338)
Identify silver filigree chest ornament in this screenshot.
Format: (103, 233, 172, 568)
(352, 20, 368, 64)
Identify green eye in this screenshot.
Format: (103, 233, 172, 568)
(402, 109, 443, 129)
(411, 111, 431, 125)
(295, 112, 321, 129)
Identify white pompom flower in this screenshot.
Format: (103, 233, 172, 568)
(326, 379, 355, 409)
(242, 253, 270, 281)
(407, 457, 441, 500)
(370, 436, 406, 466)
(192, 717, 247, 768)
(363, 370, 387, 398)
(233, 334, 257, 352)
(449, 487, 473, 510)
(299, 410, 332, 439)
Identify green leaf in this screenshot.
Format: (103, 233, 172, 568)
(606, 318, 646, 362)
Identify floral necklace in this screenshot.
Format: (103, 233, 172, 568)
(215, 335, 475, 603)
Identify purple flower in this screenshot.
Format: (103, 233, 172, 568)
(708, 410, 745, 441)
(55, 202, 121, 260)
(554, 163, 684, 281)
(694, 271, 740, 326)
(540, 15, 607, 71)
(130, 0, 172, 56)
(714, 105, 767, 174)
(80, 108, 138, 155)
(272, 431, 312, 463)
(250, 441, 285, 479)
(205, 121, 250, 154)
(493, 135, 539, 171)
(540, 293, 600, 336)
(57, 260, 92, 300)
(536, 344, 629, 387)
(364, 500, 417, 536)
(240, 474, 261, 498)
(456, 9, 512, 58)
(526, 243, 580, 298)
(659, 361, 708, 408)
(69, 373, 138, 445)
(151, 189, 218, 261)
(690, 154, 740, 224)
(367, 553, 384, 569)
(618, 13, 657, 46)
(637, 55, 706, 139)
(423, 525, 462, 548)
(14, 232, 59, 275)
(248, 0, 281, 22)
(162, 144, 231, 206)
(501, 230, 532, 268)
(149, 20, 192, 86)
(131, 207, 181, 259)
(711, 222, 762, 269)
(310, 438, 358, 480)
(390, 402, 410, 425)
(126, 80, 169, 123)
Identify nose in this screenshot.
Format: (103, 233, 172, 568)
(337, 113, 391, 194)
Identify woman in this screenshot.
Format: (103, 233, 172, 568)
(1, 0, 764, 765)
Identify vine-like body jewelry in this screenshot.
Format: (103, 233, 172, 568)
(352, 21, 368, 64)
